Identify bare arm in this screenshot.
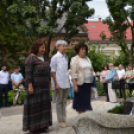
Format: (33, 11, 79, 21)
(126, 76, 131, 78)
(17, 79, 23, 85)
(119, 75, 125, 81)
(52, 72, 60, 90)
(28, 83, 34, 95)
(126, 71, 131, 79)
(72, 79, 78, 93)
(11, 79, 17, 86)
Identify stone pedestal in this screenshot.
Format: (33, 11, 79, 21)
(71, 111, 134, 134)
(124, 97, 134, 114)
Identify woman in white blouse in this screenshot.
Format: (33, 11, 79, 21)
(70, 43, 94, 114)
(126, 64, 134, 94)
(100, 64, 109, 101)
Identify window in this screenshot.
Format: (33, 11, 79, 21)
(89, 25, 96, 27)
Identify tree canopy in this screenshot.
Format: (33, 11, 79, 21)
(65, 42, 113, 72)
(0, 0, 31, 67)
(4, 0, 95, 57)
(100, 0, 134, 65)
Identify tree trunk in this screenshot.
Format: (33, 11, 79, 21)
(45, 36, 52, 58)
(128, 50, 133, 65)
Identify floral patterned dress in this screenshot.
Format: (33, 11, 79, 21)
(23, 54, 52, 131)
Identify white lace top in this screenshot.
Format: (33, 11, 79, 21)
(81, 57, 92, 83)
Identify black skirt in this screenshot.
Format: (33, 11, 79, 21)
(73, 83, 92, 112)
(103, 83, 108, 90)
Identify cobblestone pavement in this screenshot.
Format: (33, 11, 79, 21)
(0, 96, 123, 134)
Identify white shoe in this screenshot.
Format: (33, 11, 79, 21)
(58, 123, 67, 128)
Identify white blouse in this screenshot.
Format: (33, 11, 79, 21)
(37, 56, 44, 62)
(81, 57, 92, 83)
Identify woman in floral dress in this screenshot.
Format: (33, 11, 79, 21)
(23, 39, 52, 133)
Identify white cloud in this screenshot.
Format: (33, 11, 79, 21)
(87, 0, 109, 19)
(93, 0, 105, 1)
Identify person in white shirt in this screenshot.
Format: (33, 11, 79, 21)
(50, 40, 70, 128)
(51, 77, 56, 103)
(117, 64, 126, 98)
(11, 66, 24, 106)
(0, 65, 9, 108)
(68, 70, 74, 100)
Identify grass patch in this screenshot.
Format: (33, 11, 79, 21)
(2, 90, 53, 106)
(96, 81, 106, 96)
(107, 104, 124, 114)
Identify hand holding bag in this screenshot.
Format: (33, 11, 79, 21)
(129, 70, 134, 84)
(112, 80, 120, 89)
(129, 78, 134, 84)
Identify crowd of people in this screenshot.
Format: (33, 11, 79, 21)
(100, 63, 134, 103)
(22, 39, 95, 133)
(0, 66, 24, 108)
(0, 38, 134, 133)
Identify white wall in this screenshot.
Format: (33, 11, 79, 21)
(91, 43, 121, 57)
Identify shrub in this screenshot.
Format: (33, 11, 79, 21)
(96, 81, 106, 96)
(2, 90, 52, 106)
(107, 104, 124, 114)
(2, 90, 25, 106)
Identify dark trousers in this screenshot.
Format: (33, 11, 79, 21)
(119, 79, 125, 98)
(103, 83, 109, 102)
(0, 84, 8, 108)
(128, 83, 134, 94)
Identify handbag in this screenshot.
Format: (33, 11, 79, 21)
(112, 70, 120, 89)
(112, 80, 120, 89)
(129, 78, 134, 84)
(128, 70, 134, 84)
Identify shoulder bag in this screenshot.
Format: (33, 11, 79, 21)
(129, 70, 134, 84)
(112, 70, 120, 89)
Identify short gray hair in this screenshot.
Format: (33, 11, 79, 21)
(109, 63, 114, 66)
(119, 64, 123, 68)
(56, 40, 68, 47)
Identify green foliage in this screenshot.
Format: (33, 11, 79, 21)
(2, 90, 52, 106)
(100, 0, 134, 65)
(3, 0, 95, 57)
(107, 88, 134, 114)
(2, 90, 25, 106)
(96, 81, 106, 96)
(107, 104, 124, 114)
(113, 51, 129, 69)
(0, 1, 32, 66)
(87, 42, 113, 72)
(114, 51, 134, 68)
(52, 41, 113, 72)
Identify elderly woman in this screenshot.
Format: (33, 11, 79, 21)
(70, 43, 94, 114)
(100, 64, 109, 102)
(126, 64, 134, 94)
(23, 39, 52, 133)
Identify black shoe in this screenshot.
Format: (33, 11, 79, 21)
(44, 127, 48, 129)
(5, 104, 11, 107)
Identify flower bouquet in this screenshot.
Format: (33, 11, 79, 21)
(14, 84, 25, 101)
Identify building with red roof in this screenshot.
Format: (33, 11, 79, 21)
(85, 18, 132, 57)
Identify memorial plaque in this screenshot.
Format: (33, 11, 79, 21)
(123, 97, 134, 115)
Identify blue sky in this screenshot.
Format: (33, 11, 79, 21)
(87, 0, 110, 20)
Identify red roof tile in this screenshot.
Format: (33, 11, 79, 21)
(84, 21, 132, 41)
